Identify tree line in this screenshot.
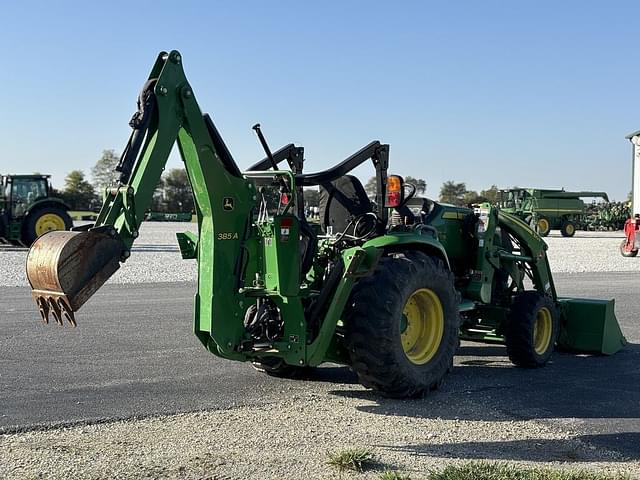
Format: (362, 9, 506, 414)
(304, 176, 499, 211)
(57, 150, 194, 213)
(438, 181, 499, 206)
(60, 152, 502, 213)
(363, 176, 499, 207)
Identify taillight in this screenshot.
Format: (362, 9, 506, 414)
(385, 175, 404, 207)
(280, 216, 293, 241)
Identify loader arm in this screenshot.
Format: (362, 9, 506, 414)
(496, 209, 558, 300)
(464, 204, 557, 304)
(26, 50, 256, 329)
(468, 204, 625, 355)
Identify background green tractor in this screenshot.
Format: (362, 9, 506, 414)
(0, 174, 73, 246)
(25, 51, 626, 398)
(496, 187, 609, 237)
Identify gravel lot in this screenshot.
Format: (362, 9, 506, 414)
(1, 223, 639, 287)
(0, 222, 198, 287)
(1, 222, 639, 479)
(1, 392, 637, 479)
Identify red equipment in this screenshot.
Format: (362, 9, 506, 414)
(621, 131, 640, 257)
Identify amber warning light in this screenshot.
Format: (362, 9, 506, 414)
(385, 175, 404, 207)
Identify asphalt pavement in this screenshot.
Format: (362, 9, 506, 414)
(1, 273, 639, 459)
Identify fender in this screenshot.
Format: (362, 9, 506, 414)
(362, 230, 451, 269)
(25, 197, 71, 216)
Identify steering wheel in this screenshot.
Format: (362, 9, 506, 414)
(400, 182, 417, 208)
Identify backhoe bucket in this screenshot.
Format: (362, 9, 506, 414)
(26, 230, 125, 326)
(557, 298, 627, 355)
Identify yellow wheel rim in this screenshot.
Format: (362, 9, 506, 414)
(35, 213, 66, 236)
(537, 218, 550, 234)
(565, 223, 575, 236)
(533, 307, 553, 355)
(400, 288, 444, 365)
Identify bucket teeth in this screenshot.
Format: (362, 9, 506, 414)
(58, 298, 76, 327)
(33, 294, 77, 327)
(48, 298, 63, 326)
(36, 296, 50, 324)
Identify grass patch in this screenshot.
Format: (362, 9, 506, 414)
(327, 447, 374, 473)
(380, 471, 412, 480)
(428, 462, 630, 480)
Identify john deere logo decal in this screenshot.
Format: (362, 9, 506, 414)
(223, 197, 234, 211)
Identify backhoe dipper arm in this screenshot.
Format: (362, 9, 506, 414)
(26, 50, 255, 328)
(93, 52, 185, 249)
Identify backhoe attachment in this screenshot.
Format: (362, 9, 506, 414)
(25, 49, 254, 328)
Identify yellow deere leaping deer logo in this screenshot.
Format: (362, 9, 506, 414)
(223, 197, 234, 211)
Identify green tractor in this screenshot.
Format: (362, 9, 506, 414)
(496, 188, 609, 237)
(25, 51, 625, 398)
(1, 174, 72, 246)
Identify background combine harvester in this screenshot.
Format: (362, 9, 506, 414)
(496, 187, 610, 237)
(621, 130, 640, 257)
(25, 51, 626, 398)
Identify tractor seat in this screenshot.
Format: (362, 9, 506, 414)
(319, 175, 374, 236)
(405, 197, 435, 223)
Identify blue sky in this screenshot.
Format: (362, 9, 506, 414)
(0, 1, 637, 200)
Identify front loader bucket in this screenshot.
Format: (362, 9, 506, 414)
(26, 230, 125, 326)
(557, 298, 627, 355)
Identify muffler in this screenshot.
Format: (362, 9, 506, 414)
(26, 229, 125, 326)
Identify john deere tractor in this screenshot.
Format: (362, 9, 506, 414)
(25, 51, 625, 398)
(1, 174, 72, 246)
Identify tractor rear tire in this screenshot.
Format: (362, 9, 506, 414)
(560, 220, 576, 237)
(506, 291, 558, 368)
(22, 206, 72, 245)
(345, 251, 459, 398)
(251, 357, 313, 379)
(620, 239, 638, 258)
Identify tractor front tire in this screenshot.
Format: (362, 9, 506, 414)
(22, 207, 72, 245)
(506, 292, 558, 368)
(345, 251, 459, 398)
(560, 220, 576, 237)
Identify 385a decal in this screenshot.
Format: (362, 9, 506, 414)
(217, 232, 239, 240)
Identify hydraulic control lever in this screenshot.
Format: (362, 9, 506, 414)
(252, 123, 277, 170)
(252, 123, 290, 194)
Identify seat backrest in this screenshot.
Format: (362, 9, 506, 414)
(405, 197, 435, 223)
(319, 175, 373, 235)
